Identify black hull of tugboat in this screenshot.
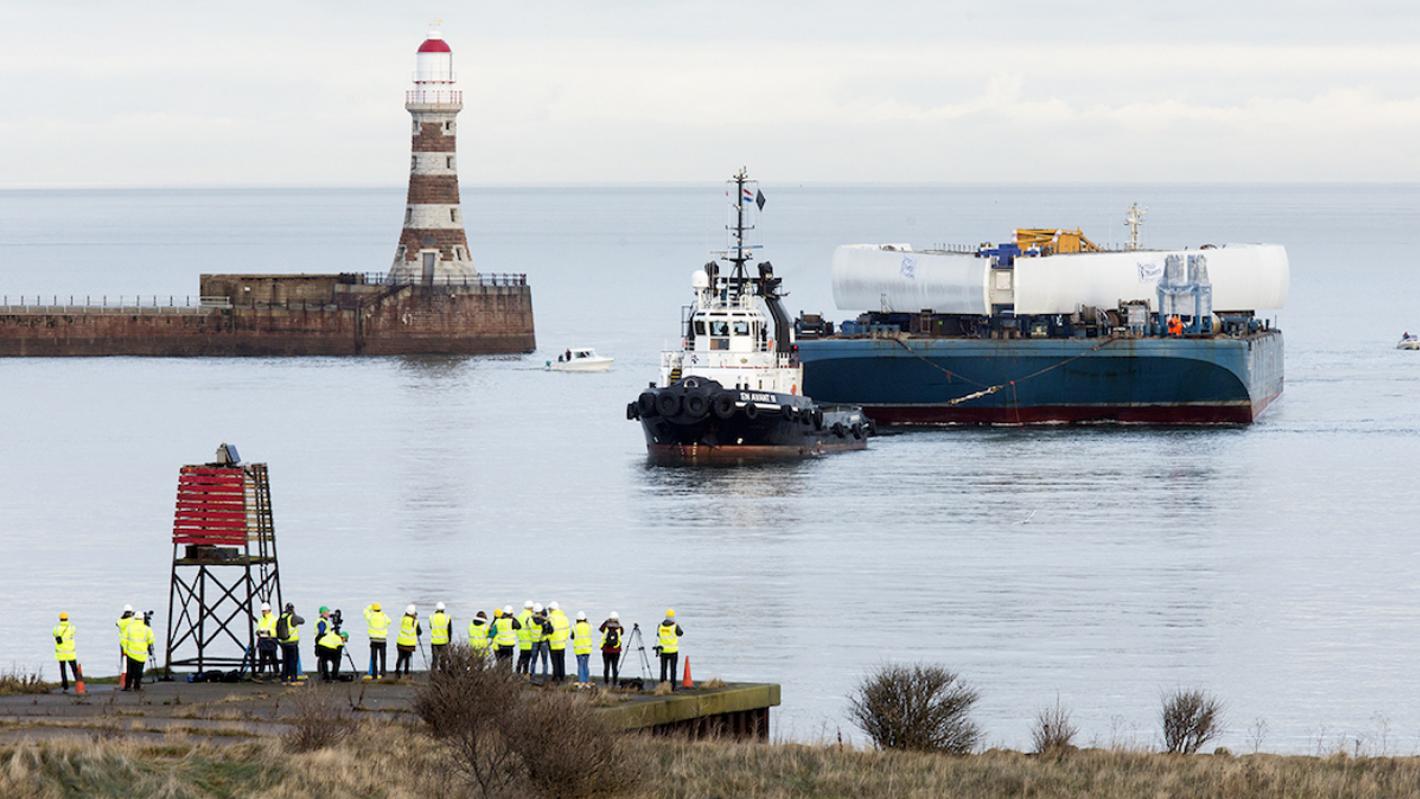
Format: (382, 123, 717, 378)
(628, 378, 871, 462)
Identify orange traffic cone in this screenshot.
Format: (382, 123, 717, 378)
(681, 657, 693, 689)
(74, 663, 87, 696)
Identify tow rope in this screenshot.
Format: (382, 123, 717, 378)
(890, 334, 1121, 407)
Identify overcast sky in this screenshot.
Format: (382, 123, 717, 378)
(1, 1, 1417, 187)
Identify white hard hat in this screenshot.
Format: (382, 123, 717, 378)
(503, 605, 514, 614)
(523, 600, 534, 609)
(549, 601, 559, 611)
(436, 602, 446, 611)
(123, 604, 133, 613)
(406, 604, 416, 615)
(609, 611, 619, 620)
(576, 611, 586, 621)
(260, 602, 271, 611)
(533, 603, 544, 613)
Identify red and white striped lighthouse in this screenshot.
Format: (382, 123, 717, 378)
(391, 29, 476, 283)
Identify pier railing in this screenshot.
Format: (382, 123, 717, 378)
(0, 295, 232, 315)
(361, 272, 528, 288)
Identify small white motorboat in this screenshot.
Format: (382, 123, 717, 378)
(1399, 333, 1420, 351)
(547, 346, 614, 372)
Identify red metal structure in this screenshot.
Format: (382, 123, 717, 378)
(164, 446, 282, 673)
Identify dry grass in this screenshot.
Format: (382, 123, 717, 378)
(0, 667, 49, 696)
(7, 726, 1420, 798)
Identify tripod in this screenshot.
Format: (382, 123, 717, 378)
(617, 623, 654, 686)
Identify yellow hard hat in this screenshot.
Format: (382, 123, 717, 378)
(493, 608, 503, 618)
(371, 602, 382, 612)
(59, 612, 69, 620)
(665, 608, 676, 618)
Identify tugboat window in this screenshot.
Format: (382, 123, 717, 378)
(694, 321, 707, 336)
(733, 321, 750, 336)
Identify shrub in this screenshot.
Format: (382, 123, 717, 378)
(1161, 689, 1224, 754)
(1031, 697, 1078, 755)
(282, 689, 353, 752)
(848, 664, 980, 754)
(505, 690, 643, 798)
(413, 644, 524, 797)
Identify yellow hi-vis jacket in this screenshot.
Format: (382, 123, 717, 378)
(516, 610, 534, 650)
(572, 620, 593, 655)
(548, 610, 571, 651)
(493, 616, 517, 647)
(430, 611, 451, 645)
(123, 619, 155, 663)
(280, 612, 300, 644)
(364, 606, 391, 641)
(256, 612, 277, 639)
(657, 620, 680, 654)
(468, 620, 490, 651)
(53, 622, 76, 662)
(397, 615, 419, 647)
(115, 614, 132, 642)
(317, 627, 343, 650)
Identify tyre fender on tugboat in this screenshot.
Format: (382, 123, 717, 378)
(831, 422, 845, 438)
(712, 394, 736, 419)
(780, 405, 796, 422)
(656, 393, 681, 417)
(812, 408, 825, 430)
(638, 392, 659, 417)
(743, 402, 760, 420)
(626, 402, 640, 421)
(684, 392, 709, 418)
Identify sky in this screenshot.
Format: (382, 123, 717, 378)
(1, 1, 1418, 187)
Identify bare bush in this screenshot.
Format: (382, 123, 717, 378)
(505, 690, 643, 798)
(1161, 689, 1224, 754)
(283, 689, 354, 752)
(848, 664, 980, 754)
(413, 644, 524, 797)
(1031, 697, 1078, 755)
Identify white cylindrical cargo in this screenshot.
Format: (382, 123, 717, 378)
(831, 245, 990, 315)
(1013, 244, 1288, 314)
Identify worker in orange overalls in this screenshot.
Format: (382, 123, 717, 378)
(1167, 315, 1184, 336)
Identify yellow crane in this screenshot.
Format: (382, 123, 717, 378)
(1014, 228, 1101, 255)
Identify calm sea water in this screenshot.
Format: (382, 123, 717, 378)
(2, 184, 1419, 752)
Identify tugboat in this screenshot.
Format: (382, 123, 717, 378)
(626, 168, 872, 461)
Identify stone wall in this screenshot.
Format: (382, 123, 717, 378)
(0, 283, 535, 356)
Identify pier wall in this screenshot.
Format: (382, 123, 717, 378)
(0, 278, 535, 357)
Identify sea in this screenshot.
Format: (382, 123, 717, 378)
(2, 184, 1418, 753)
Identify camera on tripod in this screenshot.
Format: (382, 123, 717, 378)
(330, 608, 344, 634)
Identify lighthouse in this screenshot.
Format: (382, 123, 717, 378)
(391, 29, 476, 284)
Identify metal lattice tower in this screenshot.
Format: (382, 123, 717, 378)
(164, 447, 283, 673)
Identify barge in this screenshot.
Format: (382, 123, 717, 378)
(797, 212, 1288, 425)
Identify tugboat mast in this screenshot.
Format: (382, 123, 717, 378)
(724, 167, 757, 300)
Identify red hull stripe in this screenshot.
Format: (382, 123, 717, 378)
(867, 398, 1278, 426)
(646, 441, 866, 461)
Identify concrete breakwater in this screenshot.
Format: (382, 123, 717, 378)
(0, 679, 779, 744)
(0, 273, 536, 357)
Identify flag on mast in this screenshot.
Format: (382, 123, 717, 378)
(755, 189, 766, 210)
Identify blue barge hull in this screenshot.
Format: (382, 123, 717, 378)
(797, 331, 1283, 425)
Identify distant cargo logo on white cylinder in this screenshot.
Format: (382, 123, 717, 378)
(1136, 261, 1163, 283)
(900, 255, 917, 280)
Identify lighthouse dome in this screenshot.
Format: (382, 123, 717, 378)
(417, 34, 451, 54)
(415, 30, 454, 83)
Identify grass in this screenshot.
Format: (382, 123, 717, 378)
(6, 721, 1420, 798)
(0, 667, 49, 696)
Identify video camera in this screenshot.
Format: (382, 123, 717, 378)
(330, 608, 344, 634)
